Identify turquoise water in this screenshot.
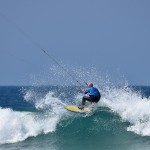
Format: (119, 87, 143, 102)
(0, 86, 150, 150)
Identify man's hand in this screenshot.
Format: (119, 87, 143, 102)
(79, 88, 85, 93)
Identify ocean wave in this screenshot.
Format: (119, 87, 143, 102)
(1, 84, 150, 145)
(0, 107, 61, 145)
(0, 90, 67, 145)
(101, 85, 150, 136)
(30, 85, 150, 137)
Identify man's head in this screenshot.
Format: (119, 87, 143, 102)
(88, 83, 93, 88)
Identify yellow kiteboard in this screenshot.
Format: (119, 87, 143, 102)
(64, 105, 92, 113)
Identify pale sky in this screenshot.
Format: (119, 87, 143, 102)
(0, 0, 150, 86)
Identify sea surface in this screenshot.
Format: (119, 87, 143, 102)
(0, 85, 150, 150)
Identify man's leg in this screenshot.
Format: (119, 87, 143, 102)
(78, 96, 92, 109)
(93, 95, 101, 103)
(82, 96, 92, 105)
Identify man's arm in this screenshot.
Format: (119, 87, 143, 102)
(84, 88, 90, 94)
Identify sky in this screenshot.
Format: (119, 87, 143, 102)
(0, 0, 150, 86)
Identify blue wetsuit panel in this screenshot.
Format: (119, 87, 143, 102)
(85, 87, 100, 96)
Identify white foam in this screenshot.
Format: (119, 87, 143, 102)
(0, 107, 61, 144)
(101, 86, 150, 136)
(24, 90, 66, 113)
(0, 90, 67, 145)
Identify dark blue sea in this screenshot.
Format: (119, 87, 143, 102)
(1, 85, 150, 150)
